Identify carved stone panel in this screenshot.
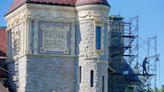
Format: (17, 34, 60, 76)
(39, 21, 71, 54)
(11, 24, 23, 56)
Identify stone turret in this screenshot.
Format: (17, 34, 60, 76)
(76, 1, 110, 92)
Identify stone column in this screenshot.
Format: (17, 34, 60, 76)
(76, 5, 110, 92)
(33, 20, 39, 54)
(26, 18, 32, 54)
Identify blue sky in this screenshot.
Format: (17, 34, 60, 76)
(0, 0, 163, 88)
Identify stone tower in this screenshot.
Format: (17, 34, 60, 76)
(5, 0, 110, 92)
(76, 1, 110, 92)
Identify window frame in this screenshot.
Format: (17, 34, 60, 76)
(95, 26, 101, 50)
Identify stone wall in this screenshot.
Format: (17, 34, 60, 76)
(7, 56, 27, 92)
(7, 62, 17, 92)
(25, 55, 76, 92)
(7, 55, 76, 92)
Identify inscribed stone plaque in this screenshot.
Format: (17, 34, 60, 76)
(39, 22, 69, 52)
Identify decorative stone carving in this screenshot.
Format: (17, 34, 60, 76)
(39, 22, 69, 52)
(28, 9, 75, 21)
(11, 24, 23, 55)
(78, 11, 108, 20)
(79, 11, 99, 18)
(7, 11, 27, 29)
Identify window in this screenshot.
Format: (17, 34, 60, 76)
(96, 27, 101, 50)
(79, 66, 81, 83)
(102, 76, 105, 92)
(90, 70, 94, 87)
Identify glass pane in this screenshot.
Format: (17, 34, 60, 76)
(96, 27, 101, 50)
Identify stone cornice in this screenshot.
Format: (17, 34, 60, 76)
(26, 54, 77, 58)
(5, 4, 27, 21)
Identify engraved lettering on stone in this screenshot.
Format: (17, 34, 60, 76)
(40, 23, 69, 51)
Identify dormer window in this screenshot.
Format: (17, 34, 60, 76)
(96, 27, 101, 50)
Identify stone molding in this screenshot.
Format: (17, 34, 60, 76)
(76, 5, 110, 22)
(78, 10, 108, 21)
(5, 4, 27, 30)
(6, 4, 77, 29)
(26, 4, 76, 22)
(26, 54, 77, 58)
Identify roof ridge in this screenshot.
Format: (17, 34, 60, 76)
(6, 0, 109, 15)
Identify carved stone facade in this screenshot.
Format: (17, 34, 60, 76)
(40, 23, 68, 51)
(39, 21, 71, 54)
(11, 24, 24, 56)
(5, 2, 110, 92)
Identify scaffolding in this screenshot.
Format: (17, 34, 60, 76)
(109, 15, 141, 92)
(144, 36, 159, 92)
(109, 15, 139, 68)
(109, 15, 160, 92)
(123, 16, 139, 67)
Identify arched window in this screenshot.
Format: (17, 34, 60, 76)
(90, 70, 94, 87)
(79, 66, 81, 83)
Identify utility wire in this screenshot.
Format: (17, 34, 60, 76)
(0, 67, 10, 73)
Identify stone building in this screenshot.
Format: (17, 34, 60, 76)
(5, 0, 110, 92)
(4, 0, 142, 92)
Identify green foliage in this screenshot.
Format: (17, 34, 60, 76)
(150, 86, 164, 92)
